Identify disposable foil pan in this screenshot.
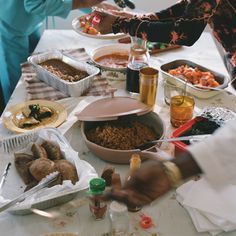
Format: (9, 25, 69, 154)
(0, 128, 97, 215)
(160, 59, 230, 99)
(28, 51, 100, 97)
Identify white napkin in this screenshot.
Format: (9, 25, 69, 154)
(176, 178, 236, 235)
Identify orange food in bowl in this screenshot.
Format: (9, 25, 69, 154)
(95, 53, 129, 69)
(79, 14, 99, 35)
(168, 65, 220, 88)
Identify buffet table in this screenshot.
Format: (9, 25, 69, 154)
(0, 30, 236, 236)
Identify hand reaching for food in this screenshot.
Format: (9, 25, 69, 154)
(94, 1, 121, 11)
(107, 9, 136, 18)
(89, 10, 118, 34)
(72, 0, 104, 9)
(104, 160, 171, 208)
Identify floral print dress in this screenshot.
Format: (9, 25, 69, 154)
(112, 0, 236, 80)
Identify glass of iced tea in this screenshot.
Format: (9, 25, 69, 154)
(139, 67, 158, 106)
(170, 95, 195, 128)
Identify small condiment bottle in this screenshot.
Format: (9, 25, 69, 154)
(126, 153, 142, 212)
(109, 201, 129, 236)
(126, 153, 141, 181)
(88, 178, 107, 220)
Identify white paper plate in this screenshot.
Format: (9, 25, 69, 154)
(72, 16, 125, 40)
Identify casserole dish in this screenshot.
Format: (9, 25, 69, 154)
(28, 51, 100, 97)
(90, 44, 130, 81)
(160, 59, 229, 99)
(76, 95, 165, 164)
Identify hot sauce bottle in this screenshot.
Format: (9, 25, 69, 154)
(88, 178, 107, 220)
(126, 37, 149, 94)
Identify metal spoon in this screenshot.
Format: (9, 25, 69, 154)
(30, 208, 61, 219)
(137, 134, 211, 151)
(0, 163, 11, 194)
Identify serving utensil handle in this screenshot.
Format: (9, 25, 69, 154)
(0, 163, 11, 194)
(0, 171, 59, 213)
(151, 134, 211, 144)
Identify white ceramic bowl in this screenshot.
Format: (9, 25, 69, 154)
(90, 44, 131, 81)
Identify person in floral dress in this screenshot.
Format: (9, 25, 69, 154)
(92, 0, 236, 87)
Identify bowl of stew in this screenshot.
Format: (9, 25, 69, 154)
(90, 44, 130, 81)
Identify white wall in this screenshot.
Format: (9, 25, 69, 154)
(42, 0, 177, 30)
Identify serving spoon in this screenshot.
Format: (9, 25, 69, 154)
(137, 134, 211, 151)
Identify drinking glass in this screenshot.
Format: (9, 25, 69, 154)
(139, 67, 158, 106)
(170, 95, 195, 128)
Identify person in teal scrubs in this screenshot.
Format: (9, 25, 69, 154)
(0, 0, 105, 105)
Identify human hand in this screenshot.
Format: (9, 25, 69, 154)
(73, 0, 105, 9)
(95, 1, 121, 11)
(108, 9, 136, 18)
(90, 10, 118, 34)
(105, 160, 172, 209)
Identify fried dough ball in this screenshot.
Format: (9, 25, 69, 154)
(55, 160, 79, 185)
(41, 140, 63, 160)
(14, 153, 36, 185)
(29, 158, 56, 181)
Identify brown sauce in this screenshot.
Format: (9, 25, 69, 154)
(39, 59, 89, 82)
(95, 53, 129, 69)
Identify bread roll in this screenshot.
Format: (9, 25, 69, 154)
(41, 141, 63, 160)
(31, 143, 48, 159)
(29, 158, 56, 181)
(55, 160, 79, 184)
(14, 153, 36, 184)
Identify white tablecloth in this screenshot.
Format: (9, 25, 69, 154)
(0, 30, 236, 236)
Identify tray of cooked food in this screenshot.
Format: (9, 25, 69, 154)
(2, 100, 67, 133)
(0, 128, 97, 215)
(90, 44, 130, 80)
(171, 107, 236, 155)
(76, 95, 165, 164)
(160, 59, 230, 99)
(28, 50, 100, 97)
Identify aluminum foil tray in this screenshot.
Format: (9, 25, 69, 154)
(28, 51, 100, 97)
(200, 107, 236, 126)
(160, 59, 230, 99)
(0, 128, 97, 215)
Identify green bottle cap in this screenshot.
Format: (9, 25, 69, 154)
(88, 178, 106, 195)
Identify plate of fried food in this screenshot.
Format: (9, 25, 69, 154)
(72, 14, 125, 39)
(0, 128, 97, 215)
(3, 100, 67, 133)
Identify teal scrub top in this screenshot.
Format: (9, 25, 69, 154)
(0, 0, 73, 36)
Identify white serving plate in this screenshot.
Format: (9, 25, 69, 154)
(160, 59, 230, 99)
(28, 51, 100, 97)
(0, 128, 97, 215)
(90, 44, 131, 81)
(72, 16, 125, 40)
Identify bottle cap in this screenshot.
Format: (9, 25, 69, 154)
(110, 201, 128, 214)
(88, 178, 106, 195)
